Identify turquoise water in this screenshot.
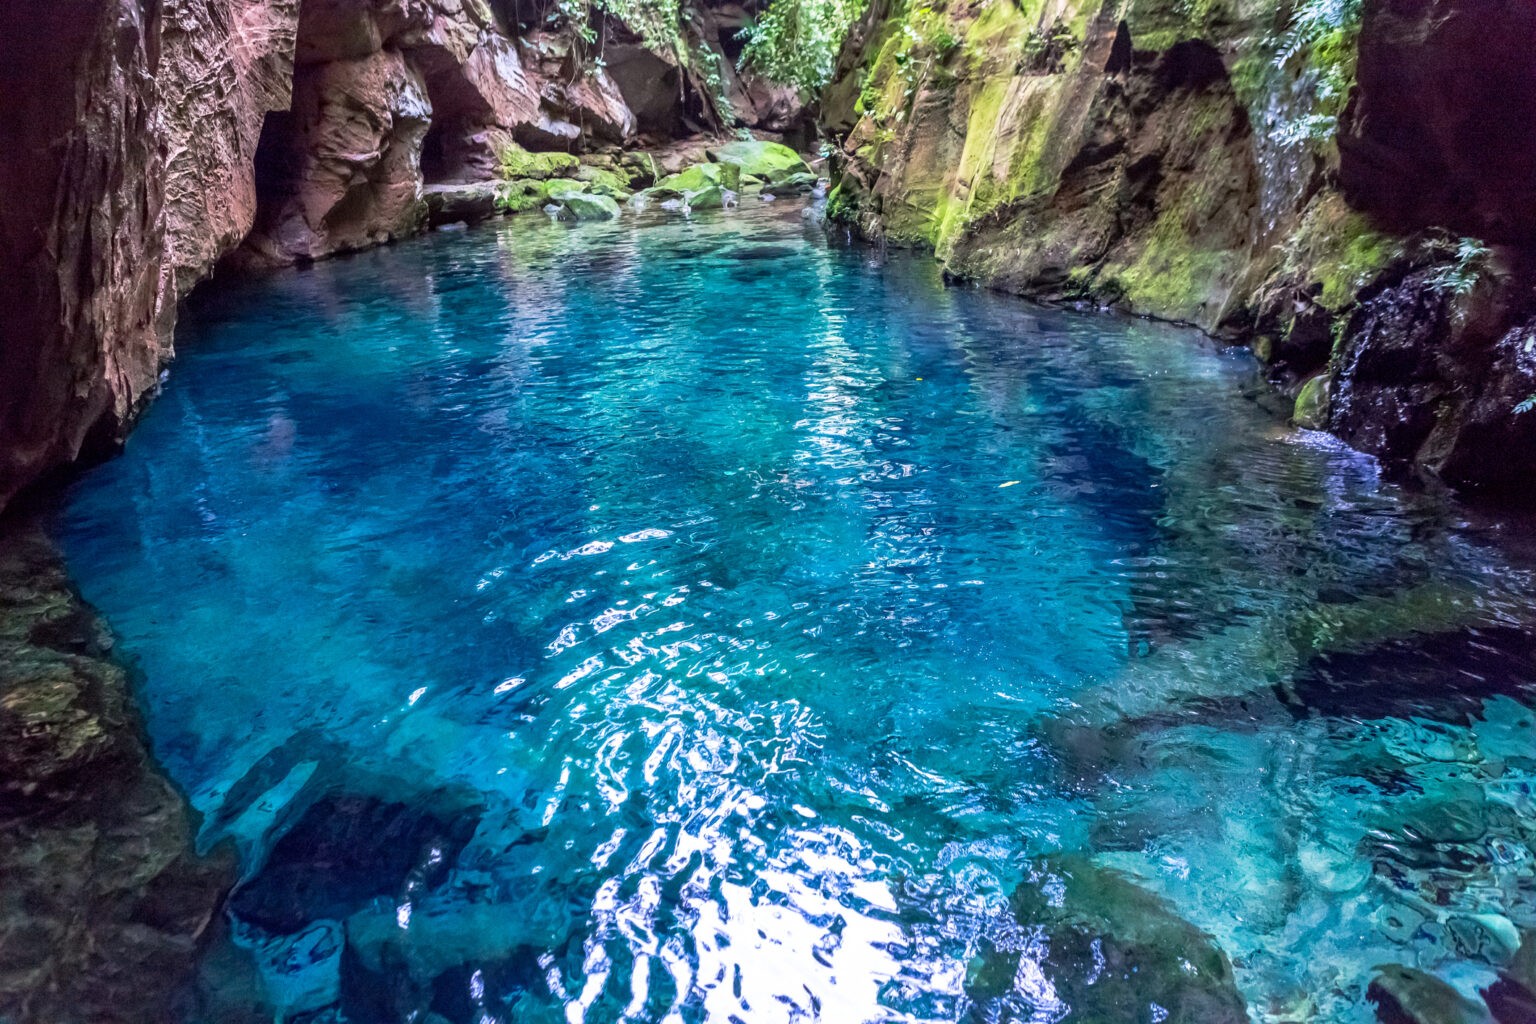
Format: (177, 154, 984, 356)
(58, 202, 1536, 1023)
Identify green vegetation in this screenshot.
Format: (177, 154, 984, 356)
(1279, 193, 1402, 309)
(494, 177, 590, 213)
(1272, 0, 1363, 146)
(1427, 235, 1491, 296)
(738, 0, 869, 91)
(708, 140, 812, 180)
(498, 144, 579, 181)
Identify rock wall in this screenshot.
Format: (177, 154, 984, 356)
(0, 0, 168, 523)
(824, 0, 1536, 499)
(0, 511, 232, 1024)
(0, 0, 804, 513)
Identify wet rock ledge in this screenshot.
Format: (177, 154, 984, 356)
(0, 512, 230, 1024)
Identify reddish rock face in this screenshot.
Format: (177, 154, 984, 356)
(1340, 0, 1536, 244)
(241, 48, 434, 265)
(0, 0, 167, 511)
(159, 0, 300, 299)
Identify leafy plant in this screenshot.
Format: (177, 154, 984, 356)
(1428, 236, 1491, 296)
(1271, 0, 1362, 146)
(738, 0, 868, 91)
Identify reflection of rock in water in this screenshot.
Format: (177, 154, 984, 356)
(0, 515, 231, 1024)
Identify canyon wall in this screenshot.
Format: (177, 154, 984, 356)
(824, 0, 1536, 498)
(0, 0, 797, 515)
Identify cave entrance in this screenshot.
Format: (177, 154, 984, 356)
(251, 109, 301, 212)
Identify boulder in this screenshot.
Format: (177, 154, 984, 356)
(709, 139, 811, 181)
(548, 190, 622, 221)
(423, 181, 501, 225)
(1368, 966, 1494, 1024)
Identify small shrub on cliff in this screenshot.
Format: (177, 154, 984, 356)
(738, 0, 868, 91)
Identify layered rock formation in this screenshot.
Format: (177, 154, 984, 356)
(0, 511, 231, 1024)
(0, 0, 805, 514)
(824, 0, 1536, 498)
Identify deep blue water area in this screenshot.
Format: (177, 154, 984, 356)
(58, 201, 1536, 1023)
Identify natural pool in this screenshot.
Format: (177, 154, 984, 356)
(58, 201, 1536, 1023)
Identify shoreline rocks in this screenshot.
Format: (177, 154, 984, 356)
(0, 510, 232, 1024)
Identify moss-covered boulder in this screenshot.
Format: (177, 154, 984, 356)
(1294, 373, 1331, 430)
(653, 161, 741, 195)
(495, 177, 590, 214)
(968, 855, 1248, 1022)
(708, 140, 812, 182)
(497, 143, 579, 181)
(575, 163, 634, 200)
(549, 190, 621, 221)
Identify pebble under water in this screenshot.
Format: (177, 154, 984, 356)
(58, 201, 1536, 1024)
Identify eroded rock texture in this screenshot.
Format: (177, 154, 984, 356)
(825, 0, 1536, 497)
(0, 0, 805, 512)
(0, 513, 232, 1024)
(0, 0, 167, 517)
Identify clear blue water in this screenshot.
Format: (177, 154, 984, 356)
(58, 202, 1536, 1024)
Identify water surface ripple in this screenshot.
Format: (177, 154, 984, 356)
(58, 203, 1536, 1024)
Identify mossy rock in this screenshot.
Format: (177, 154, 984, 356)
(653, 162, 740, 195)
(497, 143, 579, 181)
(549, 190, 621, 221)
(495, 179, 552, 213)
(762, 172, 820, 197)
(495, 177, 591, 214)
(1294, 373, 1331, 430)
(576, 164, 634, 199)
(709, 140, 812, 180)
(968, 855, 1248, 1023)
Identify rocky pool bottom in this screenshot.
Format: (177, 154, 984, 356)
(29, 200, 1536, 1023)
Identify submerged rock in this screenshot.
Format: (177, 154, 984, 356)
(229, 791, 482, 935)
(0, 515, 231, 1024)
(1368, 965, 1494, 1024)
(968, 855, 1248, 1023)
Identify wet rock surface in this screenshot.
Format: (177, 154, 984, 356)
(823, 0, 1536, 501)
(0, 512, 230, 1024)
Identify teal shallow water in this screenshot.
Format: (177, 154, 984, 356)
(58, 202, 1536, 1023)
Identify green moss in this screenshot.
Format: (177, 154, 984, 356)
(494, 177, 591, 214)
(709, 140, 811, 180)
(824, 180, 854, 221)
(653, 162, 740, 195)
(575, 164, 635, 199)
(549, 190, 622, 221)
(498, 144, 580, 181)
(1293, 374, 1330, 429)
(1282, 193, 1402, 309)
